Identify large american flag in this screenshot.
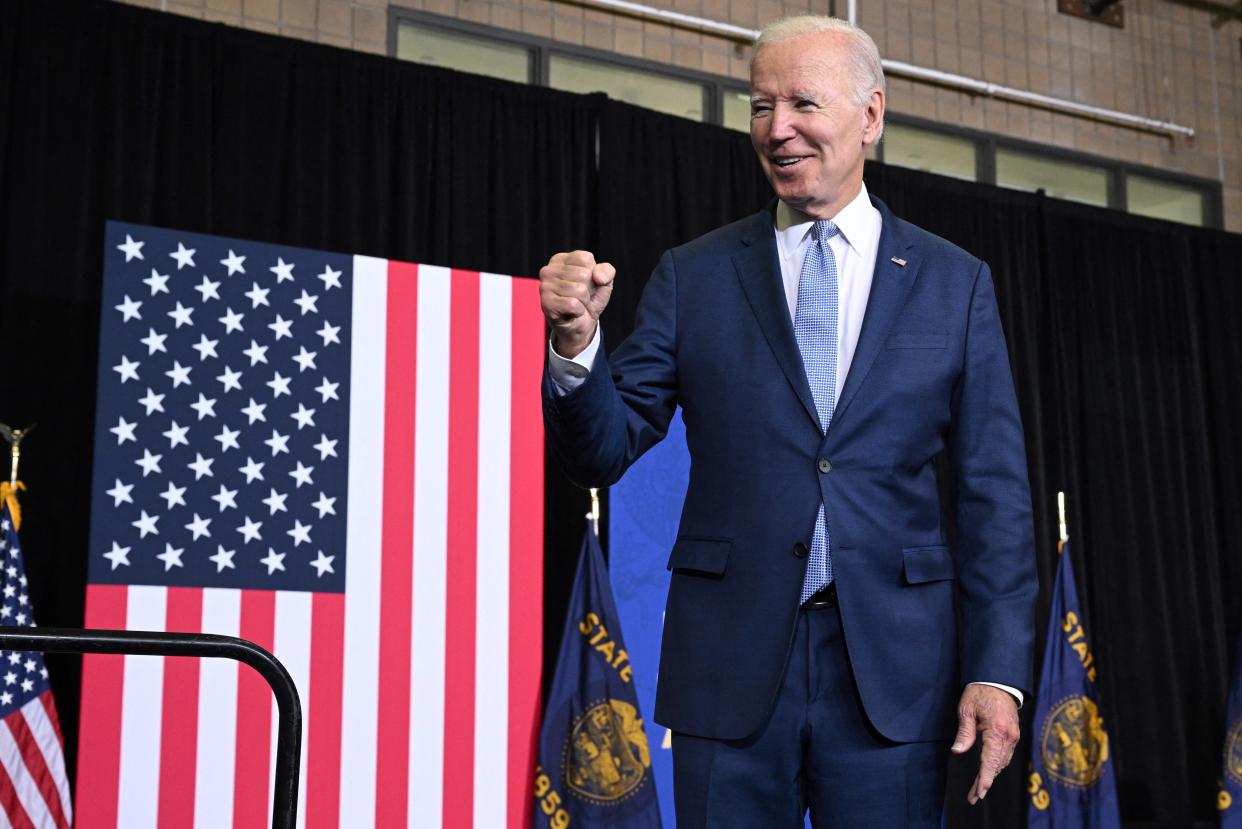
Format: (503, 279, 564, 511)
(78, 222, 544, 828)
(0, 505, 73, 829)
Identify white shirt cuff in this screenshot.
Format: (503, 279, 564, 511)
(547, 326, 601, 395)
(969, 681, 1023, 708)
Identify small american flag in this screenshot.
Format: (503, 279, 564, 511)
(0, 504, 73, 829)
(78, 222, 544, 828)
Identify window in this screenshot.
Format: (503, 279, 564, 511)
(1126, 174, 1206, 226)
(882, 123, 977, 181)
(395, 23, 532, 84)
(548, 54, 706, 122)
(996, 148, 1109, 207)
(722, 89, 752, 133)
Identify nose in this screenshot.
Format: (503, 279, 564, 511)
(767, 102, 796, 143)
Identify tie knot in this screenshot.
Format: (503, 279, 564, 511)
(811, 220, 839, 242)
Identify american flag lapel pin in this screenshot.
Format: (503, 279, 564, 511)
(890, 256, 907, 267)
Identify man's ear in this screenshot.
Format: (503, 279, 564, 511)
(862, 89, 885, 145)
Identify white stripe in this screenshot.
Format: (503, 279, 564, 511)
(20, 696, 72, 823)
(0, 799, 12, 829)
(194, 588, 241, 829)
(339, 255, 386, 828)
(116, 585, 167, 829)
(0, 716, 55, 829)
(409, 264, 451, 826)
(473, 274, 512, 828)
(270, 591, 312, 829)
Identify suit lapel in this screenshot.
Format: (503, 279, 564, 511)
(830, 197, 920, 433)
(731, 207, 822, 432)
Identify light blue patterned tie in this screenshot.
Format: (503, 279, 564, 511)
(794, 220, 839, 603)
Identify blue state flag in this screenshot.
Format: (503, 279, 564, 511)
(1027, 541, 1121, 828)
(1220, 627, 1242, 826)
(535, 528, 662, 829)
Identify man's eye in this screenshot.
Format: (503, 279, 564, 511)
(795, 99, 816, 109)
(751, 104, 771, 117)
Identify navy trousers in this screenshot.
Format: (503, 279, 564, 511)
(671, 602, 948, 828)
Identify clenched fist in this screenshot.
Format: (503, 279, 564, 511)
(539, 250, 615, 359)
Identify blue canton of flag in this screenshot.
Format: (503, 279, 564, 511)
(536, 529, 662, 829)
(0, 508, 50, 711)
(1027, 541, 1121, 828)
(1220, 626, 1242, 827)
(89, 222, 352, 591)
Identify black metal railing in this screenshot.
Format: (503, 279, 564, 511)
(0, 627, 301, 829)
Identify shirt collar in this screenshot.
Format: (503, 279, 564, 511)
(774, 182, 872, 257)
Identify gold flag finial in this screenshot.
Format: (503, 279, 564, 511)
(588, 488, 601, 537)
(0, 423, 35, 487)
(1057, 491, 1069, 553)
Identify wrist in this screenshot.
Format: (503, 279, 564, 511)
(552, 324, 596, 359)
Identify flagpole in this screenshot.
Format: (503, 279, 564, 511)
(588, 488, 601, 537)
(1057, 490, 1069, 553)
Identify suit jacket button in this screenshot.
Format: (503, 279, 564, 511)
(793, 542, 808, 558)
(818, 458, 832, 474)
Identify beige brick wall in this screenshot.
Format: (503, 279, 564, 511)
(119, 0, 1242, 231)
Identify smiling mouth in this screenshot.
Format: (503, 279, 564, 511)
(773, 157, 806, 169)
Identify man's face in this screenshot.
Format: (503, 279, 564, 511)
(749, 32, 884, 219)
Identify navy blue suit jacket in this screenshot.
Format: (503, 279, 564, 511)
(543, 196, 1037, 743)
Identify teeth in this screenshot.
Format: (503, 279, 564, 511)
(776, 158, 801, 167)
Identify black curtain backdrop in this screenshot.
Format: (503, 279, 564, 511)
(2, 2, 1240, 827)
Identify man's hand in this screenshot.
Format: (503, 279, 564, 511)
(951, 684, 1020, 805)
(539, 250, 615, 358)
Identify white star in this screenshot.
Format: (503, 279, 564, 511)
(0, 692, 10, 706)
(138, 387, 165, 415)
(266, 372, 292, 398)
(113, 355, 140, 383)
(209, 545, 236, 572)
(218, 307, 245, 334)
(310, 550, 336, 577)
(110, 416, 137, 445)
(104, 540, 132, 565)
(245, 282, 270, 309)
(117, 234, 144, 261)
(288, 461, 314, 488)
(216, 365, 243, 392)
(190, 393, 217, 420)
(22, 659, 34, 674)
(293, 290, 319, 315)
(264, 429, 290, 456)
(185, 513, 212, 541)
(242, 340, 269, 366)
(239, 456, 265, 483)
(241, 398, 267, 424)
(3, 672, 14, 686)
(159, 481, 187, 509)
(292, 346, 318, 373)
(140, 328, 167, 355)
(187, 453, 215, 480)
(143, 268, 170, 296)
(135, 449, 163, 477)
(131, 510, 159, 538)
(210, 484, 239, 512)
(19, 679, 32, 693)
(268, 315, 293, 340)
(191, 334, 219, 361)
(315, 378, 339, 402)
(105, 479, 134, 506)
(317, 266, 342, 290)
(221, 250, 246, 275)
(311, 492, 337, 518)
(195, 275, 221, 302)
(270, 258, 295, 282)
(115, 294, 143, 322)
(157, 543, 185, 571)
(317, 321, 341, 346)
(262, 488, 288, 515)
(162, 420, 189, 448)
(167, 302, 195, 328)
(286, 520, 312, 547)
(165, 361, 192, 387)
(214, 424, 241, 452)
(260, 548, 287, 574)
(170, 242, 196, 270)
(237, 516, 263, 543)
(291, 404, 316, 431)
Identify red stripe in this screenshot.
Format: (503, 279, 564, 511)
(37, 693, 62, 747)
(442, 269, 480, 828)
(0, 757, 36, 829)
(157, 587, 203, 828)
(233, 590, 276, 829)
(507, 277, 544, 829)
(75, 583, 128, 829)
(306, 592, 345, 829)
(376, 259, 418, 828)
(6, 704, 69, 829)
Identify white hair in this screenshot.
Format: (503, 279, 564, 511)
(753, 15, 886, 106)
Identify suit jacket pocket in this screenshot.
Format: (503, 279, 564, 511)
(886, 333, 947, 349)
(902, 545, 954, 583)
(667, 536, 732, 575)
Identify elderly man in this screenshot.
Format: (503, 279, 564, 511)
(541, 15, 1036, 827)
